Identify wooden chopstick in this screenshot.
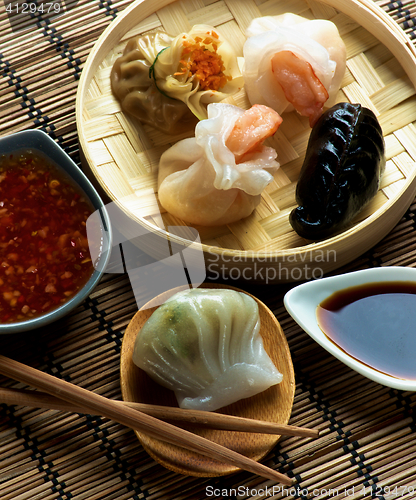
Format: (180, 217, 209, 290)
(0, 387, 319, 438)
(0, 355, 292, 485)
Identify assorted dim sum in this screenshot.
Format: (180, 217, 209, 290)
(243, 13, 346, 126)
(111, 25, 243, 133)
(132, 288, 283, 411)
(157, 102, 282, 226)
(289, 102, 386, 240)
(111, 17, 386, 246)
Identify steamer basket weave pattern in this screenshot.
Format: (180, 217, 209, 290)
(77, 0, 416, 282)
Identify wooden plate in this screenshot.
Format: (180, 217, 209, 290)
(76, 0, 416, 282)
(120, 283, 295, 477)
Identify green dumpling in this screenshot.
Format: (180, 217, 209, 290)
(133, 288, 283, 411)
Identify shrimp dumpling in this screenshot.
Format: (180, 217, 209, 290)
(157, 102, 282, 226)
(243, 13, 347, 126)
(132, 288, 283, 411)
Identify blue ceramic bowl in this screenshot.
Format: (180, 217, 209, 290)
(0, 130, 112, 334)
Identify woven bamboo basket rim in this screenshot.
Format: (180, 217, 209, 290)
(76, 0, 416, 266)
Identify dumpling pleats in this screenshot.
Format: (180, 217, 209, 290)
(133, 288, 283, 411)
(243, 14, 346, 126)
(289, 102, 386, 240)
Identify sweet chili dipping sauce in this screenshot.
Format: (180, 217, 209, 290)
(0, 150, 95, 324)
(317, 281, 416, 380)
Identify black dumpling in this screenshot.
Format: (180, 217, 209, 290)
(289, 102, 385, 241)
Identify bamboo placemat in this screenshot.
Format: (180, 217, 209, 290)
(2, 1, 416, 499)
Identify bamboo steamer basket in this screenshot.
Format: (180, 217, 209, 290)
(76, 0, 416, 283)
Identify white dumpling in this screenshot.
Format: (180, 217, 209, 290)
(157, 102, 281, 226)
(132, 288, 283, 411)
(243, 14, 346, 126)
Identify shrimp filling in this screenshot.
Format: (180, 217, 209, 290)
(226, 104, 282, 162)
(271, 50, 329, 127)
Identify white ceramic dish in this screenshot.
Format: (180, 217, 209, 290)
(284, 266, 416, 391)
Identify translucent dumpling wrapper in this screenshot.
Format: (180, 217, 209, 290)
(153, 25, 244, 119)
(132, 288, 283, 411)
(243, 13, 346, 126)
(110, 25, 244, 132)
(157, 102, 282, 226)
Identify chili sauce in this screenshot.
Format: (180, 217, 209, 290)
(0, 149, 95, 323)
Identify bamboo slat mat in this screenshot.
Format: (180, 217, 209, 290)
(1, 1, 416, 499)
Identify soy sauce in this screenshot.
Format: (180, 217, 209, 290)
(316, 281, 416, 380)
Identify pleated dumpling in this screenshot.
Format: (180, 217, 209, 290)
(132, 288, 283, 411)
(243, 13, 346, 126)
(111, 33, 198, 135)
(152, 24, 244, 119)
(157, 102, 282, 226)
(289, 102, 386, 240)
